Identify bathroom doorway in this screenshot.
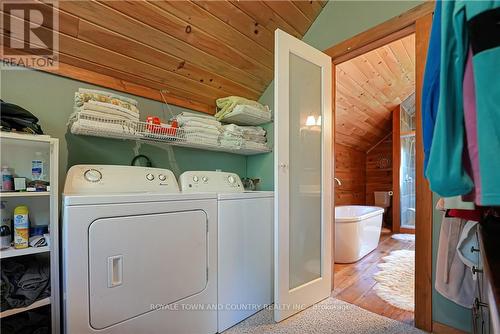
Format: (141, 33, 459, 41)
(326, 4, 434, 332)
(332, 32, 417, 325)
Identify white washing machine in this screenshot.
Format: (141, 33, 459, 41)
(179, 171, 274, 333)
(61, 165, 217, 334)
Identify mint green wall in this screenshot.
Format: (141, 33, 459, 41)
(247, 1, 471, 332)
(0, 67, 246, 190)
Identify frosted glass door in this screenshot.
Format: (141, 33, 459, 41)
(274, 29, 332, 322)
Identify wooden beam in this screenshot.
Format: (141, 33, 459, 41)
(326, 2, 434, 63)
(414, 11, 434, 333)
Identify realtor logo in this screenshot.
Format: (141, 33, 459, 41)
(1, 1, 59, 69)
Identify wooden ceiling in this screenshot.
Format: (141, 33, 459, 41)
(335, 33, 415, 152)
(2, 0, 326, 113)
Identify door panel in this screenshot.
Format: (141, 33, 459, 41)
(274, 29, 332, 322)
(88, 211, 207, 329)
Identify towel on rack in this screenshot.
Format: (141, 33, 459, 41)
(215, 96, 269, 121)
(75, 103, 139, 123)
(75, 89, 139, 114)
(176, 116, 221, 128)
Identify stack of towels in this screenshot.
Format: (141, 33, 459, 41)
(74, 88, 140, 122)
(174, 112, 221, 146)
(220, 124, 268, 150)
(71, 88, 140, 136)
(215, 96, 271, 123)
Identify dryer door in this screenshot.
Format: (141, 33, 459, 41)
(88, 210, 208, 329)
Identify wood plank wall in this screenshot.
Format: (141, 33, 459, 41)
(366, 137, 393, 205)
(335, 143, 366, 205)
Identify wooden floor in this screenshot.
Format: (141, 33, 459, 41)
(333, 231, 416, 326)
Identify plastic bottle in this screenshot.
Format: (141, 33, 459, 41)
(32, 152, 46, 181)
(0, 201, 12, 249)
(13, 205, 29, 249)
(1, 166, 14, 192)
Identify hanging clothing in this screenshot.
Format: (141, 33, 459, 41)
(422, 0, 441, 171)
(467, 5, 500, 205)
(426, 1, 500, 205)
(435, 214, 477, 308)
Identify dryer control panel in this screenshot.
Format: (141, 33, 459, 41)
(64, 165, 180, 194)
(179, 171, 244, 193)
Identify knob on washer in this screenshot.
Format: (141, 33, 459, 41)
(84, 169, 102, 182)
(146, 173, 155, 181)
(158, 174, 167, 181)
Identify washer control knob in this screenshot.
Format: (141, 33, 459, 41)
(202, 176, 209, 183)
(228, 175, 236, 184)
(146, 173, 155, 181)
(158, 174, 167, 181)
(193, 176, 199, 183)
(84, 169, 102, 182)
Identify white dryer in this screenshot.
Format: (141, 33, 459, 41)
(179, 171, 274, 333)
(62, 165, 217, 334)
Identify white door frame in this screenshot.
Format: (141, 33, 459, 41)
(274, 29, 333, 322)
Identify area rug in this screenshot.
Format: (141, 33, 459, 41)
(373, 249, 415, 311)
(223, 298, 423, 334)
(391, 233, 415, 242)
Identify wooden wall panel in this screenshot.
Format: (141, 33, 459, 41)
(335, 34, 415, 151)
(366, 137, 393, 205)
(2, 0, 325, 112)
(335, 144, 366, 206)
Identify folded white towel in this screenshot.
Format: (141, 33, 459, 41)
(79, 88, 138, 106)
(242, 126, 266, 136)
(81, 101, 139, 121)
(180, 119, 221, 130)
(182, 125, 220, 137)
(76, 109, 136, 122)
(242, 141, 269, 150)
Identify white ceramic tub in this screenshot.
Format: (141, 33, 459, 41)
(334, 206, 384, 263)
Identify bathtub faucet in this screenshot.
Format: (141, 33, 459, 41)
(334, 177, 342, 186)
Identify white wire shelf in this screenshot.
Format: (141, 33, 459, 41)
(69, 112, 272, 156)
(0, 192, 50, 198)
(0, 246, 50, 259)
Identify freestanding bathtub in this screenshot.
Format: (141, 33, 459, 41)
(334, 206, 384, 263)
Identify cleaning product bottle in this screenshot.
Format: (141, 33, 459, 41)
(31, 152, 46, 181)
(1, 166, 14, 192)
(0, 201, 12, 249)
(13, 205, 29, 249)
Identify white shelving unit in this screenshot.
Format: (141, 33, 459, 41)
(0, 191, 50, 198)
(0, 132, 59, 334)
(0, 245, 50, 259)
(0, 297, 51, 319)
(69, 112, 272, 155)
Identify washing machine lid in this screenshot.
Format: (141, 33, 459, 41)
(217, 191, 274, 200)
(63, 192, 216, 206)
